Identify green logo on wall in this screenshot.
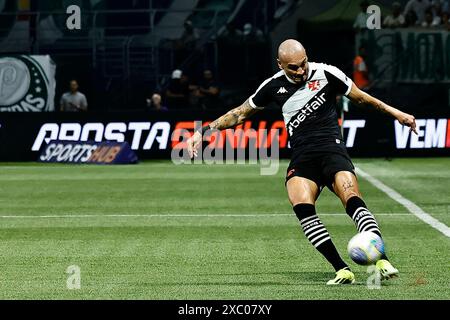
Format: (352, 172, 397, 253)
(0, 56, 52, 112)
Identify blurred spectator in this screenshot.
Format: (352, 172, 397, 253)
(194, 70, 220, 110)
(432, 0, 449, 12)
(220, 22, 243, 45)
(60, 80, 88, 112)
(146, 93, 168, 112)
(404, 0, 431, 24)
(175, 20, 199, 51)
(421, 9, 435, 26)
(173, 20, 200, 65)
(353, 1, 370, 32)
(165, 69, 190, 109)
(353, 46, 370, 91)
(441, 11, 450, 29)
(430, 0, 444, 25)
(242, 23, 264, 43)
(383, 2, 406, 28)
(444, 0, 450, 11)
(404, 9, 419, 26)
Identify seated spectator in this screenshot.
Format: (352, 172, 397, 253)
(242, 23, 264, 43)
(383, 2, 406, 28)
(193, 70, 220, 110)
(146, 93, 168, 112)
(220, 22, 243, 45)
(404, 0, 431, 25)
(404, 9, 419, 26)
(430, 0, 444, 25)
(165, 69, 190, 109)
(432, 0, 449, 13)
(60, 80, 88, 112)
(441, 11, 450, 29)
(421, 9, 435, 26)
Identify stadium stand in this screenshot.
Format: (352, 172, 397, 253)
(0, 0, 448, 111)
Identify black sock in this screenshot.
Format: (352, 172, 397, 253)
(345, 196, 388, 260)
(293, 203, 349, 272)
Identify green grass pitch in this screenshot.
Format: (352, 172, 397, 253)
(0, 158, 449, 299)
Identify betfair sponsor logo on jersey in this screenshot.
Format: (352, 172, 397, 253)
(287, 92, 326, 135)
(395, 119, 450, 149)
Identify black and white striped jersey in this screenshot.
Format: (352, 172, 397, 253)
(249, 62, 353, 158)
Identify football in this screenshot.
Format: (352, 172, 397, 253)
(347, 231, 385, 265)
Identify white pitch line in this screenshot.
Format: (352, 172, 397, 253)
(356, 167, 450, 238)
(0, 213, 412, 219)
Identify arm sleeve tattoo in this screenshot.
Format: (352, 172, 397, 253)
(208, 99, 259, 130)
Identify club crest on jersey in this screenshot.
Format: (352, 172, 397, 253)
(308, 80, 320, 91)
(277, 87, 288, 94)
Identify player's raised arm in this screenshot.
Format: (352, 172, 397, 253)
(187, 99, 261, 158)
(347, 82, 417, 134)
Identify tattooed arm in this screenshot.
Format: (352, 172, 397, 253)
(347, 83, 417, 134)
(208, 99, 259, 130)
(187, 99, 261, 157)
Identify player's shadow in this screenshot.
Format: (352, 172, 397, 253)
(278, 271, 368, 286)
(278, 271, 333, 282)
(196, 271, 340, 286)
(196, 271, 371, 286)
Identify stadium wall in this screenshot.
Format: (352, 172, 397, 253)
(0, 109, 449, 162)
